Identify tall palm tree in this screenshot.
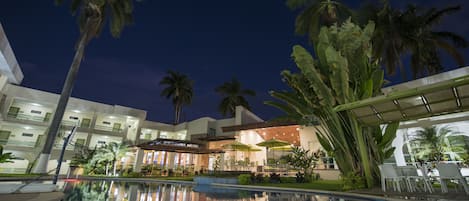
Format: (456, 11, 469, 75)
(411, 126, 464, 162)
(370, 3, 468, 79)
(286, 0, 352, 43)
(215, 78, 256, 117)
(159, 70, 194, 124)
(34, 0, 137, 173)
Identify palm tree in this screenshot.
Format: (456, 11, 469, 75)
(90, 142, 128, 176)
(0, 145, 14, 163)
(411, 126, 464, 162)
(286, 0, 352, 43)
(215, 78, 256, 117)
(370, 3, 468, 79)
(159, 70, 194, 124)
(287, 0, 468, 79)
(34, 0, 137, 173)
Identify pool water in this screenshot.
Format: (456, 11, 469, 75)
(62, 180, 382, 201)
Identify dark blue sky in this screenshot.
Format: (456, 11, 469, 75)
(1, 0, 468, 123)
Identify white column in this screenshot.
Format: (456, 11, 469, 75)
(133, 149, 145, 172)
(392, 131, 406, 166)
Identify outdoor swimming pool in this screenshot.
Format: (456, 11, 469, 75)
(62, 180, 385, 201)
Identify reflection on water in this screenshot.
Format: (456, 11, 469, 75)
(63, 181, 377, 201)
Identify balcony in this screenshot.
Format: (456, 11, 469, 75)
(1, 139, 36, 148)
(7, 112, 49, 123)
(94, 125, 123, 133)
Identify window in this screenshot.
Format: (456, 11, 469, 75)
(102, 121, 111, 125)
(22, 133, 34, 137)
(75, 139, 85, 146)
(31, 110, 42, 114)
(69, 116, 79, 120)
(208, 128, 216, 137)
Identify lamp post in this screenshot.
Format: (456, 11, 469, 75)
(53, 125, 78, 184)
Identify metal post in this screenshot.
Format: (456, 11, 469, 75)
(53, 125, 78, 184)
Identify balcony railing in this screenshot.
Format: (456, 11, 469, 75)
(2, 139, 36, 148)
(94, 125, 123, 132)
(7, 113, 49, 123)
(61, 120, 79, 127)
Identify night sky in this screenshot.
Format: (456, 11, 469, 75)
(1, 0, 468, 123)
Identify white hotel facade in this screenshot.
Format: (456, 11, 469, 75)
(2, 22, 469, 176)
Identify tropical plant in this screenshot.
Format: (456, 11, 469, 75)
(284, 147, 318, 182)
(287, 0, 468, 80)
(160, 70, 194, 124)
(286, 0, 352, 43)
(215, 78, 256, 117)
(70, 145, 96, 168)
(35, 0, 137, 173)
(369, 2, 468, 79)
(266, 20, 399, 188)
(89, 142, 129, 176)
(410, 126, 464, 162)
(0, 145, 15, 163)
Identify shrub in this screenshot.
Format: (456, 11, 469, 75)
(341, 172, 366, 191)
(238, 174, 252, 185)
(269, 173, 281, 183)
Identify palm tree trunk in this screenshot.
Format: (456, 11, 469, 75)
(32, 27, 89, 174)
(112, 159, 117, 176)
(174, 103, 181, 124)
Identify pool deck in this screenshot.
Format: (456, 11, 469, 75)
(1, 176, 468, 201)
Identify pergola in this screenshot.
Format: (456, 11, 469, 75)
(334, 67, 469, 125)
(333, 66, 469, 166)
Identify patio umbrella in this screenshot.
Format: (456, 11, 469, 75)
(270, 145, 293, 151)
(222, 141, 250, 151)
(256, 139, 290, 148)
(256, 139, 290, 166)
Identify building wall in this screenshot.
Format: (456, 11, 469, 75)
(299, 126, 322, 152)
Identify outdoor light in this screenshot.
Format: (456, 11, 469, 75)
(31, 103, 42, 106)
(72, 110, 81, 113)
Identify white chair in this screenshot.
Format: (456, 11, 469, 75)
(436, 163, 469, 195)
(379, 164, 406, 192)
(397, 165, 433, 193)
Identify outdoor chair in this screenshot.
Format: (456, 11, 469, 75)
(436, 163, 469, 195)
(379, 164, 406, 192)
(396, 165, 433, 193)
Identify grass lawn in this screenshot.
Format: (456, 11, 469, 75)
(255, 180, 343, 192)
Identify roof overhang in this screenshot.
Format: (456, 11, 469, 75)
(0, 23, 23, 84)
(222, 121, 297, 132)
(334, 67, 469, 125)
(135, 138, 224, 154)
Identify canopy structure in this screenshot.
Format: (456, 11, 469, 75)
(334, 67, 469, 125)
(136, 138, 224, 154)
